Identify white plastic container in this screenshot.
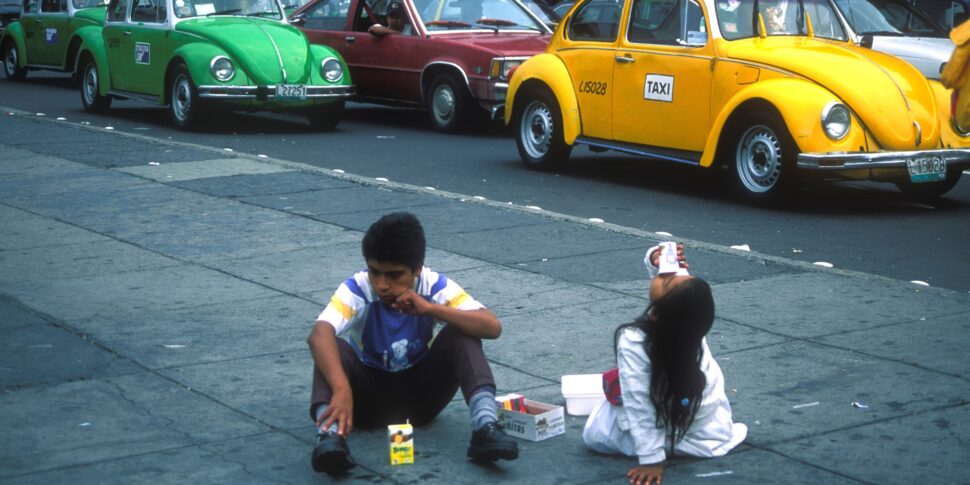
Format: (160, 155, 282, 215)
(560, 374, 606, 416)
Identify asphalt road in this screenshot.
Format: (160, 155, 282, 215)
(2, 72, 969, 292)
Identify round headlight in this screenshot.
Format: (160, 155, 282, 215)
(821, 102, 850, 140)
(210, 56, 234, 82)
(321, 57, 343, 83)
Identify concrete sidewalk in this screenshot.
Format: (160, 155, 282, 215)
(1, 109, 968, 484)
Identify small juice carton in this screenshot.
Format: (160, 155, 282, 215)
(388, 421, 414, 465)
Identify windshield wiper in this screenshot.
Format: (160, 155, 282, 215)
(475, 18, 540, 31)
(858, 30, 905, 36)
(425, 20, 472, 28)
(207, 8, 241, 15)
(246, 11, 279, 17)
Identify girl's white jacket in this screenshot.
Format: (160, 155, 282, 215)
(582, 245, 747, 465)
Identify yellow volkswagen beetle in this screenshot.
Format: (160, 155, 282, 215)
(506, 0, 970, 199)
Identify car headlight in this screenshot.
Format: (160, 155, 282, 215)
(821, 102, 850, 140)
(489, 58, 524, 81)
(210, 56, 234, 82)
(321, 57, 343, 83)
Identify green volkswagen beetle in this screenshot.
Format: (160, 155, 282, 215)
(75, 0, 353, 129)
(1, 0, 107, 80)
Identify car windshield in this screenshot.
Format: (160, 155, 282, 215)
(833, 0, 947, 37)
(72, 0, 105, 7)
(175, 0, 283, 18)
(716, 0, 847, 40)
(908, 0, 967, 29)
(413, 0, 547, 31)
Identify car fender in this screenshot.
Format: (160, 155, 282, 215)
(170, 42, 231, 95)
(309, 44, 351, 85)
(420, 60, 471, 101)
(1, 22, 27, 68)
(76, 26, 111, 95)
(701, 77, 866, 167)
(928, 79, 970, 147)
(505, 53, 580, 145)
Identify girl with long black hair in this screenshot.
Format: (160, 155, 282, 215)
(583, 244, 747, 485)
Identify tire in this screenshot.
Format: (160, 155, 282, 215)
(2, 41, 27, 81)
(79, 57, 111, 113)
(728, 113, 800, 200)
(895, 167, 963, 200)
(514, 87, 572, 170)
(307, 100, 344, 130)
(169, 63, 203, 130)
(427, 73, 472, 132)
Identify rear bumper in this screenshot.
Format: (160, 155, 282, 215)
(797, 148, 970, 170)
(197, 85, 355, 100)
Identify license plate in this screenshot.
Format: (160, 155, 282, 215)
(275, 84, 306, 100)
(906, 156, 946, 183)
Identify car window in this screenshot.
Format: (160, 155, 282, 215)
(567, 0, 622, 41)
(72, 0, 107, 8)
(41, 0, 66, 12)
(106, 0, 128, 20)
(303, 0, 348, 28)
(628, 0, 706, 45)
(716, 0, 844, 39)
(833, 0, 947, 36)
(23, 0, 40, 13)
(174, 0, 283, 18)
(412, 0, 546, 31)
(910, 0, 966, 29)
(131, 0, 165, 21)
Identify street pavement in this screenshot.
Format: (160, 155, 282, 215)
(1, 108, 968, 484)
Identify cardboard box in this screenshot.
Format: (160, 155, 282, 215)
(387, 422, 414, 465)
(495, 394, 565, 442)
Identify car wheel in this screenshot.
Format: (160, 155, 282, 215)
(2, 41, 28, 81)
(307, 100, 344, 131)
(169, 64, 203, 130)
(80, 57, 111, 113)
(514, 87, 571, 170)
(730, 114, 799, 199)
(894, 167, 962, 200)
(427, 73, 471, 132)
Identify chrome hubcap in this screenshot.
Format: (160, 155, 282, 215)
(83, 65, 98, 104)
(736, 125, 782, 193)
(172, 75, 191, 122)
(432, 84, 455, 125)
(520, 100, 552, 160)
(4, 45, 16, 77)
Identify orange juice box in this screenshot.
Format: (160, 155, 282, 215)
(388, 421, 414, 465)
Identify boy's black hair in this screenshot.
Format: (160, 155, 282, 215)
(362, 212, 426, 271)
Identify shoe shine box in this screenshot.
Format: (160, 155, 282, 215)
(495, 393, 565, 442)
(388, 422, 414, 465)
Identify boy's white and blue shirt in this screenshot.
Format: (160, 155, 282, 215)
(317, 267, 484, 372)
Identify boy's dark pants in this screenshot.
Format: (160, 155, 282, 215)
(310, 325, 496, 428)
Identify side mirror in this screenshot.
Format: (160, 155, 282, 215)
(289, 12, 305, 24)
(860, 34, 873, 48)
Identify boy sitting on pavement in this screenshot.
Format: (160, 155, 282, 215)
(307, 211, 519, 475)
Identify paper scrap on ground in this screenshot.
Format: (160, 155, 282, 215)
(162, 344, 186, 349)
(696, 471, 733, 478)
(655, 231, 672, 237)
(792, 401, 820, 409)
(588, 218, 604, 223)
(730, 244, 750, 251)
(813, 262, 834, 268)
(910, 280, 930, 286)
(851, 401, 869, 409)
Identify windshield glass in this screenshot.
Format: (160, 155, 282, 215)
(72, 0, 105, 8)
(413, 0, 547, 31)
(716, 0, 847, 40)
(175, 0, 283, 18)
(833, 0, 947, 37)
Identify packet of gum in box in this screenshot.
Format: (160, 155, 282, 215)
(388, 421, 414, 465)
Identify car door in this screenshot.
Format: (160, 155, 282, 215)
(28, 0, 68, 65)
(19, 0, 41, 63)
(557, 0, 623, 140)
(611, 0, 712, 152)
(123, 0, 168, 95)
(102, 0, 131, 90)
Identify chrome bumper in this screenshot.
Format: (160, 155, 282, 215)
(797, 148, 970, 170)
(197, 85, 355, 99)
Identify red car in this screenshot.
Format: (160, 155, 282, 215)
(290, 0, 552, 131)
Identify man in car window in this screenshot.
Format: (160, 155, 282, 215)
(368, 1, 414, 35)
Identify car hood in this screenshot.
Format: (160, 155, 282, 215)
(725, 37, 939, 150)
(177, 18, 311, 84)
(430, 32, 550, 56)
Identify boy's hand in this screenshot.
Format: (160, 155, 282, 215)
(627, 463, 663, 485)
(392, 289, 432, 315)
(317, 388, 354, 436)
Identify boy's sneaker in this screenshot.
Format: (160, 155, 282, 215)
(311, 432, 356, 475)
(467, 422, 519, 462)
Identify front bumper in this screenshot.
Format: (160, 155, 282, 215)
(197, 84, 355, 100)
(797, 148, 970, 170)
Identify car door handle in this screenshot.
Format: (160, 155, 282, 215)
(615, 55, 635, 64)
(123, 31, 132, 36)
(345, 36, 355, 44)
